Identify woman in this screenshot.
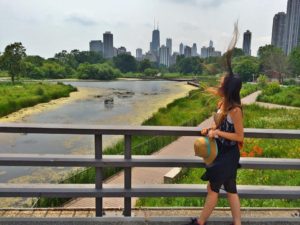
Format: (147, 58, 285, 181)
(189, 23, 243, 225)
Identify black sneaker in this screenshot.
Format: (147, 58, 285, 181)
(184, 218, 202, 225)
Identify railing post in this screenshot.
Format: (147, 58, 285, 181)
(123, 135, 132, 217)
(95, 134, 103, 217)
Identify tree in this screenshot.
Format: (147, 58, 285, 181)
(138, 59, 152, 72)
(0, 42, 26, 83)
(232, 56, 260, 82)
(113, 54, 137, 73)
(289, 46, 300, 76)
(232, 48, 245, 58)
(258, 45, 288, 83)
(176, 57, 203, 74)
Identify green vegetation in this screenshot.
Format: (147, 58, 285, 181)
(240, 83, 259, 97)
(0, 82, 77, 117)
(257, 83, 300, 107)
(0, 42, 26, 83)
(232, 56, 260, 82)
(136, 104, 300, 208)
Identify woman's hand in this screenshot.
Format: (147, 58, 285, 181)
(201, 128, 209, 136)
(208, 129, 219, 138)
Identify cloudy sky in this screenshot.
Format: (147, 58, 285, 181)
(0, 0, 287, 58)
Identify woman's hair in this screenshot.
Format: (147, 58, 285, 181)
(215, 22, 243, 127)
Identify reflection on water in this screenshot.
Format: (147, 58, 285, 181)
(0, 80, 195, 207)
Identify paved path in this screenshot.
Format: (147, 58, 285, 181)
(64, 90, 298, 208)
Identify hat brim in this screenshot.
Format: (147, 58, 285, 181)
(203, 138, 218, 165)
(194, 137, 218, 165)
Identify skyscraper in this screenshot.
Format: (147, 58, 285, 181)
(159, 45, 170, 67)
(184, 46, 192, 58)
(89, 40, 103, 54)
(179, 43, 184, 55)
(166, 38, 172, 55)
(136, 48, 143, 61)
(151, 28, 160, 54)
(209, 40, 213, 48)
(243, 30, 252, 56)
(192, 43, 198, 57)
(103, 31, 114, 59)
(201, 46, 208, 58)
(284, 0, 300, 54)
(272, 12, 286, 50)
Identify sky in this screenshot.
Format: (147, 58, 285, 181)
(0, 0, 288, 58)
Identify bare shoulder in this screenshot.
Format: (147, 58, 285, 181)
(229, 107, 242, 118)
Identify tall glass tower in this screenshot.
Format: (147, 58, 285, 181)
(284, 0, 300, 54)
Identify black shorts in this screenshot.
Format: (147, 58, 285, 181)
(210, 178, 237, 194)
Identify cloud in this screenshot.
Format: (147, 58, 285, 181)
(65, 12, 98, 26)
(165, 0, 233, 8)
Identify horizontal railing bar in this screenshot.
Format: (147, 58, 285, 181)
(0, 123, 299, 138)
(0, 184, 298, 199)
(0, 154, 299, 170)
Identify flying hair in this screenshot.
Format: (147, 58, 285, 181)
(225, 21, 239, 76)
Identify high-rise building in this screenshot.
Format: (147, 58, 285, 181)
(201, 46, 208, 58)
(284, 0, 300, 54)
(103, 31, 114, 59)
(166, 38, 172, 55)
(89, 40, 103, 54)
(179, 43, 184, 55)
(272, 12, 286, 50)
(136, 48, 143, 61)
(117, 46, 127, 55)
(209, 40, 213, 47)
(171, 52, 179, 65)
(184, 46, 192, 58)
(192, 43, 198, 57)
(159, 45, 170, 67)
(151, 29, 160, 54)
(243, 30, 252, 56)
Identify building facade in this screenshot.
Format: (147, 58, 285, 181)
(151, 29, 160, 54)
(184, 46, 192, 58)
(271, 12, 286, 50)
(89, 40, 103, 54)
(103, 31, 114, 59)
(192, 43, 198, 57)
(284, 0, 300, 54)
(243, 30, 252, 56)
(179, 43, 184, 55)
(159, 45, 170, 67)
(136, 48, 143, 61)
(166, 38, 172, 56)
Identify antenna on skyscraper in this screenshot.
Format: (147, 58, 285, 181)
(157, 21, 159, 30)
(154, 18, 155, 30)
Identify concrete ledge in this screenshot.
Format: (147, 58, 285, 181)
(0, 217, 299, 225)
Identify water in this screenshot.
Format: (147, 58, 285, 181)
(0, 80, 194, 185)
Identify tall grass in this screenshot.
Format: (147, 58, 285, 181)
(257, 85, 300, 107)
(0, 82, 77, 117)
(136, 104, 300, 208)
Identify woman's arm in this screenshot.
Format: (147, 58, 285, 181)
(208, 107, 244, 142)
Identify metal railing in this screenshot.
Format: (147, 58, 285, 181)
(0, 123, 299, 217)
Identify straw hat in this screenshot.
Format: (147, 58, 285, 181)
(194, 137, 218, 165)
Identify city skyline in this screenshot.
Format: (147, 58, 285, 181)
(0, 0, 287, 58)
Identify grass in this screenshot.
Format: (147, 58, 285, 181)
(0, 82, 77, 117)
(136, 104, 300, 208)
(257, 85, 300, 107)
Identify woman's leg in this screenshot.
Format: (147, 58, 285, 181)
(227, 192, 241, 225)
(198, 182, 219, 225)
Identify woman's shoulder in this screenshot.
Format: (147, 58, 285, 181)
(228, 106, 243, 118)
